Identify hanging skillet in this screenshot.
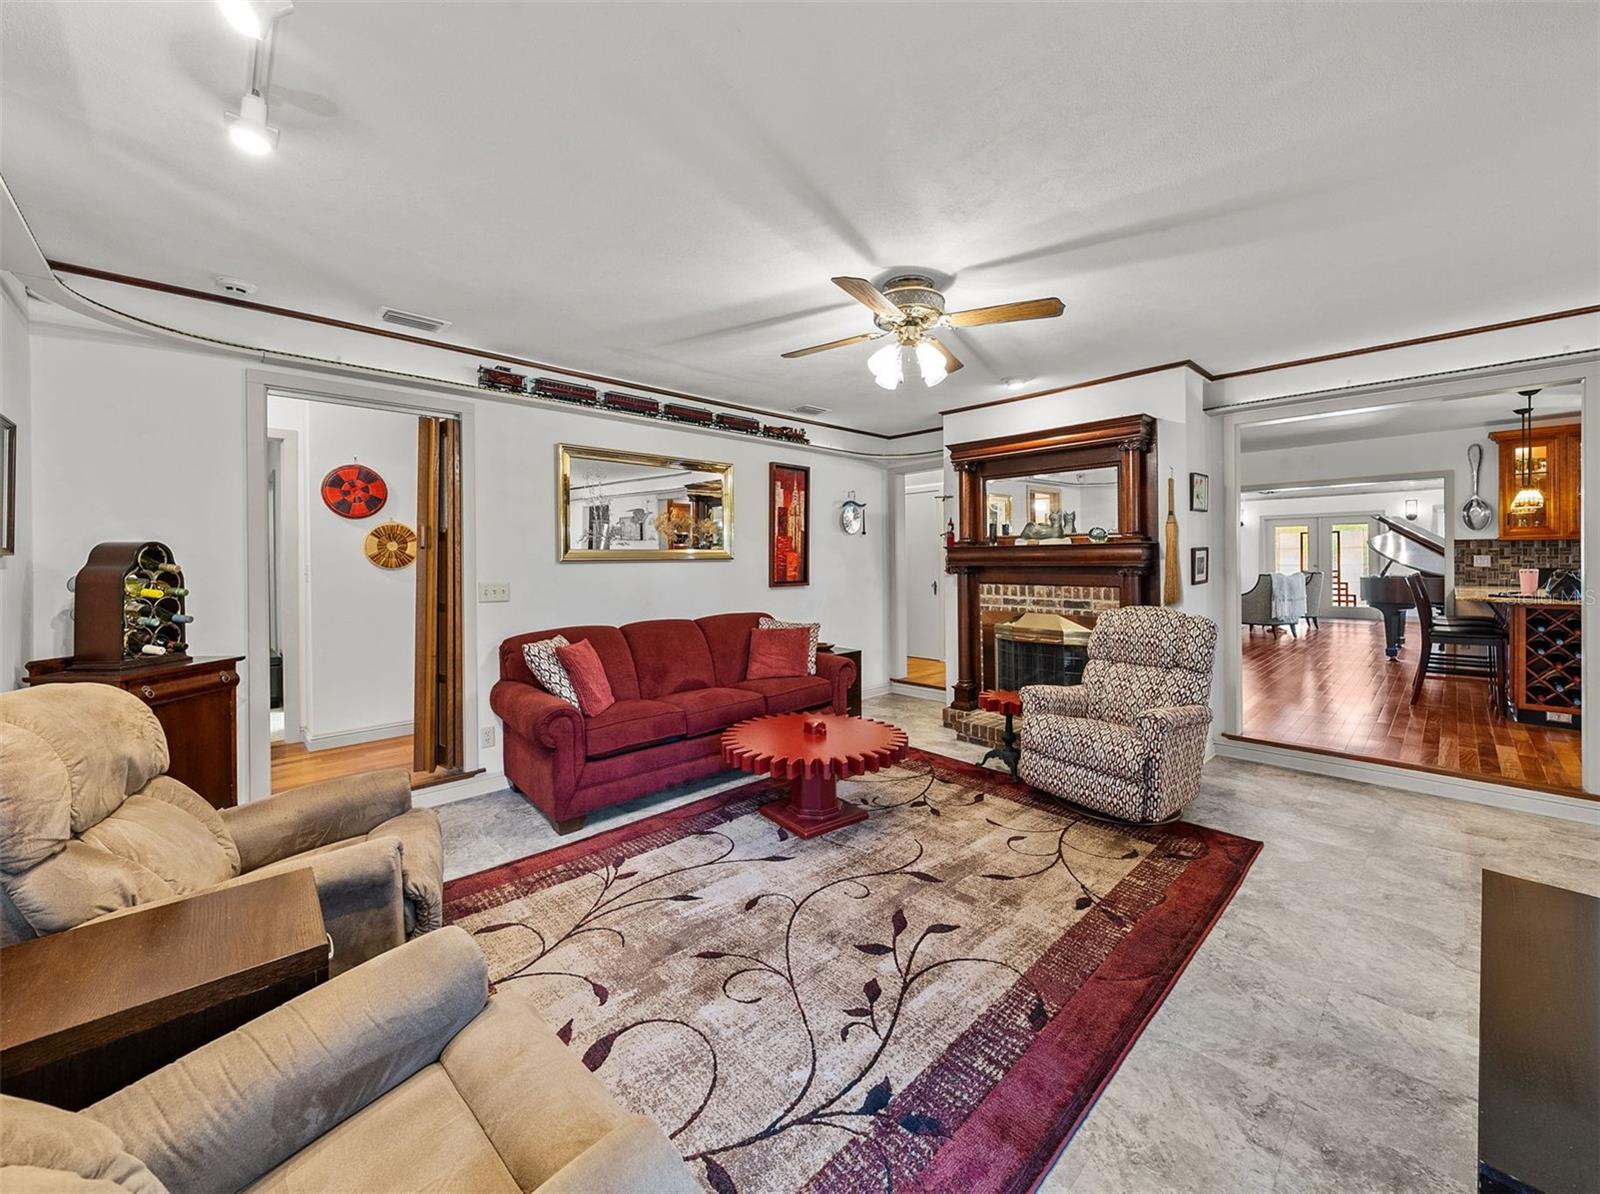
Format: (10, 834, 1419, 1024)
(1462, 443, 1493, 531)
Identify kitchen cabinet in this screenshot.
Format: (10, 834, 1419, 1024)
(1489, 422, 1580, 540)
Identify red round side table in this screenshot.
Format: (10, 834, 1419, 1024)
(978, 689, 1023, 781)
(722, 713, 908, 838)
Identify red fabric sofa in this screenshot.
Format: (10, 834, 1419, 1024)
(491, 613, 856, 831)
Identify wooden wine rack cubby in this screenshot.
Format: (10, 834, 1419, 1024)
(71, 541, 191, 668)
(1511, 603, 1581, 725)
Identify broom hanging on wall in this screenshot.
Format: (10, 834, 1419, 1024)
(1163, 470, 1182, 606)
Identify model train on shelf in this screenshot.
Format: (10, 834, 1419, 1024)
(475, 363, 809, 443)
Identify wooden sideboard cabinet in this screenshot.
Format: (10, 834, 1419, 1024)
(1489, 421, 1580, 540)
(23, 655, 244, 809)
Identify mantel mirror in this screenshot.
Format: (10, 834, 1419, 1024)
(559, 445, 732, 561)
(984, 466, 1122, 540)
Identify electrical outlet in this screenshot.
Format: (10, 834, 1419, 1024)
(480, 725, 496, 748)
(477, 581, 511, 603)
(1473, 554, 1492, 568)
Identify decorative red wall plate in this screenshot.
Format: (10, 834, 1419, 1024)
(320, 464, 388, 519)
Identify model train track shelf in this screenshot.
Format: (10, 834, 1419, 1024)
(70, 540, 193, 667)
(474, 362, 809, 444)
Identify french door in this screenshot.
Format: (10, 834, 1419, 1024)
(1262, 514, 1383, 621)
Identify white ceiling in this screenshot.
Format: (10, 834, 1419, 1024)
(3, 2, 1596, 434)
(1239, 384, 1584, 452)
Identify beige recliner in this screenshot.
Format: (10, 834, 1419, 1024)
(0, 927, 702, 1194)
(0, 684, 442, 973)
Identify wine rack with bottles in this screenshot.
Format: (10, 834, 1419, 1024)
(70, 541, 193, 667)
(1511, 603, 1582, 725)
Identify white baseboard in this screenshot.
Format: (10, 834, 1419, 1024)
(887, 682, 948, 703)
(412, 770, 509, 807)
(861, 682, 892, 699)
(303, 720, 414, 752)
(1213, 737, 1600, 825)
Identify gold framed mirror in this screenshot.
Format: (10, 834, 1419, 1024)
(558, 445, 733, 561)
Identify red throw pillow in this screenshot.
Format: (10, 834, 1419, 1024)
(554, 638, 616, 716)
(746, 626, 811, 679)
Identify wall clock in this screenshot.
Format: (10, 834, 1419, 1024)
(364, 521, 417, 569)
(321, 464, 388, 519)
(840, 497, 867, 535)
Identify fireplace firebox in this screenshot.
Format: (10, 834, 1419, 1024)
(995, 612, 1091, 690)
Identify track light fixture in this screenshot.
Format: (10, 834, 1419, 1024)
(219, 1, 292, 156)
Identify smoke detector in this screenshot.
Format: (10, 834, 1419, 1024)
(379, 306, 452, 334)
(214, 275, 257, 296)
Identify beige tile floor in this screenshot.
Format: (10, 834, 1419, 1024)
(439, 692, 1600, 1193)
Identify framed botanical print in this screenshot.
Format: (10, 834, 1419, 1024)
(1189, 472, 1210, 512)
(1190, 546, 1210, 585)
(0, 415, 14, 556)
(769, 462, 810, 586)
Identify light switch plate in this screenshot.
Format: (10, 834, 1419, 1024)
(1473, 554, 1492, 568)
(477, 582, 511, 603)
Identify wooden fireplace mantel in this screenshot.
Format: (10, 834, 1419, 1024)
(945, 413, 1159, 709)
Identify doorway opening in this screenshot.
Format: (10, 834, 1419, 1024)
(1234, 386, 1583, 794)
(895, 469, 948, 690)
(263, 390, 464, 793)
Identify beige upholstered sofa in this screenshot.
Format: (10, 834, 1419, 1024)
(0, 685, 441, 973)
(1020, 606, 1218, 823)
(0, 927, 701, 1194)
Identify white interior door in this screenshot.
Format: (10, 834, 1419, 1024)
(904, 487, 945, 659)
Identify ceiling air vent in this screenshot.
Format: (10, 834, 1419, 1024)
(793, 403, 831, 416)
(378, 306, 452, 334)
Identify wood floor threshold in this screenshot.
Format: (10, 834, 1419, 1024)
(412, 767, 484, 791)
(1220, 733, 1594, 802)
(891, 677, 947, 690)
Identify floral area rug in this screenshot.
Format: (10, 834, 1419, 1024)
(444, 748, 1260, 1194)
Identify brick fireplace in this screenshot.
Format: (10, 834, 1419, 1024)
(945, 583, 1120, 746)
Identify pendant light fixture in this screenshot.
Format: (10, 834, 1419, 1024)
(1508, 388, 1546, 519)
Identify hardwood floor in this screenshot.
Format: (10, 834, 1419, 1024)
(1241, 618, 1583, 793)
(894, 655, 946, 689)
(270, 735, 413, 793)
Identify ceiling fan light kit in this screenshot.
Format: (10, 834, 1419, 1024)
(783, 273, 1063, 393)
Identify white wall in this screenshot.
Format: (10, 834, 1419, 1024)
(24, 311, 892, 796)
(0, 282, 31, 688)
(1238, 487, 1445, 585)
(269, 394, 418, 747)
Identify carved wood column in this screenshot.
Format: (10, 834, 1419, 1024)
(953, 571, 979, 709)
(955, 463, 984, 544)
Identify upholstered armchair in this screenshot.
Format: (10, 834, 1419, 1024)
(1300, 570, 1324, 629)
(1019, 606, 1218, 823)
(1241, 572, 1305, 636)
(0, 685, 442, 973)
(0, 928, 701, 1193)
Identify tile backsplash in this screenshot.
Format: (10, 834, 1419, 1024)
(1453, 539, 1579, 587)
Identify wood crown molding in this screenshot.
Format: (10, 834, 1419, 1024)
(45, 261, 937, 442)
(48, 261, 1595, 439)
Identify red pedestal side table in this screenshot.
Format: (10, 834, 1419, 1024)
(722, 713, 908, 838)
(978, 689, 1023, 781)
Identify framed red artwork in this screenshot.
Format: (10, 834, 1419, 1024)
(769, 462, 810, 587)
(320, 464, 388, 519)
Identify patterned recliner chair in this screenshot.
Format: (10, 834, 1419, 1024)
(1019, 606, 1218, 823)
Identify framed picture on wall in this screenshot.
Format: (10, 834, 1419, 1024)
(769, 462, 810, 586)
(1189, 472, 1210, 512)
(0, 415, 15, 556)
(1190, 546, 1210, 585)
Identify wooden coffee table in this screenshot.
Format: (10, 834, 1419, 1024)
(723, 712, 908, 838)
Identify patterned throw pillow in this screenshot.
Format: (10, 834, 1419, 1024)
(522, 635, 579, 707)
(757, 617, 819, 675)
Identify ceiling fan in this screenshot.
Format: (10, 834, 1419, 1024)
(781, 275, 1064, 391)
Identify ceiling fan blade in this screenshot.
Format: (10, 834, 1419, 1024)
(780, 332, 880, 359)
(928, 337, 964, 373)
(945, 297, 1065, 328)
(832, 276, 904, 321)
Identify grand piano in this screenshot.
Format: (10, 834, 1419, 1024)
(1358, 515, 1445, 659)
